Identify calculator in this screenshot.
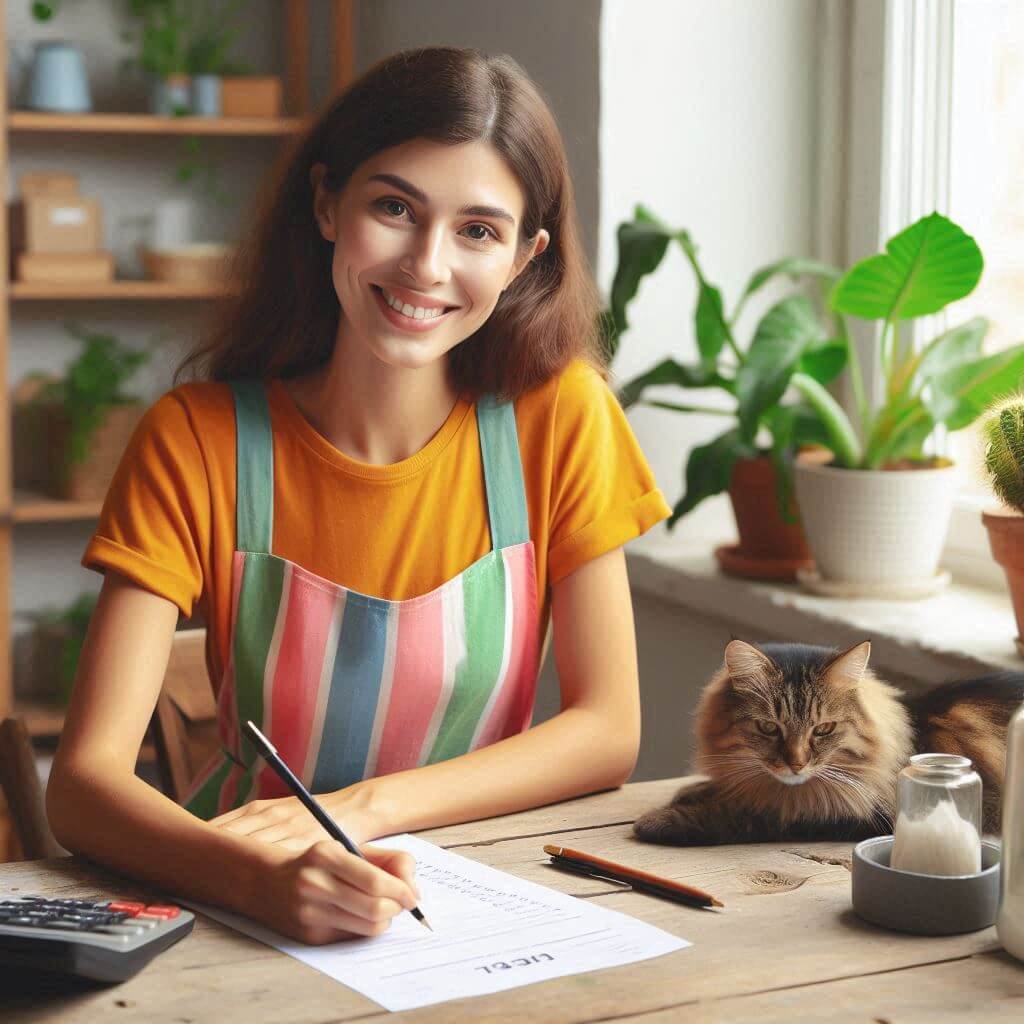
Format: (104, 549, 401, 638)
(0, 894, 195, 983)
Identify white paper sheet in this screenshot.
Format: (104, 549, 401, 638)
(186, 834, 691, 1012)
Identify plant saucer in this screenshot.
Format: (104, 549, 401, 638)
(714, 544, 813, 582)
(795, 567, 951, 600)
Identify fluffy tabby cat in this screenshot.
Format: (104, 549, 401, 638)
(634, 640, 1024, 844)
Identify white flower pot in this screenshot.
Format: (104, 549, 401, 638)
(793, 457, 958, 585)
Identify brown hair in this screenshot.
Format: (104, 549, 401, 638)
(176, 46, 605, 400)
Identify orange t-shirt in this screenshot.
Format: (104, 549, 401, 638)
(82, 359, 671, 695)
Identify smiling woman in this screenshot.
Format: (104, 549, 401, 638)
(50, 47, 671, 948)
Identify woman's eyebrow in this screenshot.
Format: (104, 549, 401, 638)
(368, 173, 516, 225)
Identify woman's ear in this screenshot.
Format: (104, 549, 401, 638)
(504, 228, 550, 289)
(310, 162, 337, 242)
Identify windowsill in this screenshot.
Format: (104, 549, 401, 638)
(626, 529, 1021, 685)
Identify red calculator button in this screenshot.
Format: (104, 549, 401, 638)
(107, 901, 145, 915)
(141, 905, 180, 918)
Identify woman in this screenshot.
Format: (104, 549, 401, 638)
(47, 47, 670, 945)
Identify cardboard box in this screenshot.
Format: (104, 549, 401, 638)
(221, 76, 282, 117)
(19, 171, 79, 197)
(9, 195, 102, 253)
(16, 251, 115, 283)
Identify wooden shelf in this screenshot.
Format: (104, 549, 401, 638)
(13, 700, 157, 762)
(7, 111, 308, 136)
(10, 280, 236, 301)
(9, 491, 102, 524)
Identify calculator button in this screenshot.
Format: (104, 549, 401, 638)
(107, 901, 145, 914)
(142, 906, 180, 918)
(97, 924, 145, 936)
(43, 919, 92, 931)
(7, 916, 37, 925)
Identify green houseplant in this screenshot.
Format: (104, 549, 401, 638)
(27, 324, 150, 501)
(790, 211, 1024, 592)
(981, 400, 1024, 655)
(607, 204, 845, 579)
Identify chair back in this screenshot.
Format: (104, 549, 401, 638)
(0, 717, 66, 860)
(150, 629, 220, 804)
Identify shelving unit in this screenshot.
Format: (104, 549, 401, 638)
(0, 1, 356, 859)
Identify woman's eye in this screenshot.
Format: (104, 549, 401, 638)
(755, 720, 780, 736)
(377, 198, 409, 218)
(463, 223, 496, 243)
(813, 721, 837, 737)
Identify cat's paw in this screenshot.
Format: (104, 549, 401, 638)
(633, 805, 709, 846)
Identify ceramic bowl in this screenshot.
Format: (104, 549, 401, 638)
(851, 835, 1000, 935)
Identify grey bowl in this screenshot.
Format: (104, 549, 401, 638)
(851, 835, 1001, 935)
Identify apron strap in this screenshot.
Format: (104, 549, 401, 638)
(476, 395, 530, 550)
(230, 380, 274, 554)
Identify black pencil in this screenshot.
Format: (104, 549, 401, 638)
(242, 720, 432, 931)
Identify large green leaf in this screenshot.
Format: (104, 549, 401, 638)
(831, 212, 983, 321)
(798, 339, 847, 386)
(925, 344, 1024, 431)
(735, 296, 829, 440)
(738, 258, 841, 305)
(618, 358, 732, 409)
(669, 428, 756, 527)
(911, 316, 989, 385)
(608, 205, 673, 341)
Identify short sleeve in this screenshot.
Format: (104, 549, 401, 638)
(546, 363, 670, 584)
(81, 391, 210, 617)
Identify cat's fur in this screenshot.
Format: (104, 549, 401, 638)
(633, 640, 1024, 845)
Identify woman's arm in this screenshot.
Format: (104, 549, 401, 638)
(45, 572, 271, 912)
(214, 547, 642, 844)
(46, 572, 420, 944)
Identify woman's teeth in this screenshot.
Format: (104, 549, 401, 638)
(381, 287, 448, 320)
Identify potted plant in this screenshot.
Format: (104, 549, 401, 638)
(121, 0, 194, 115)
(26, 324, 151, 502)
(792, 211, 1024, 594)
(606, 204, 844, 580)
(981, 400, 1024, 656)
(21, 594, 98, 707)
(184, 0, 250, 116)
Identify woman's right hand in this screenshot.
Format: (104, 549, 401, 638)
(256, 840, 421, 945)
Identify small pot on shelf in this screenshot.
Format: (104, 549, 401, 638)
(982, 508, 1024, 657)
(714, 455, 815, 582)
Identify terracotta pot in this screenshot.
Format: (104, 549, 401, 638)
(45, 401, 145, 502)
(982, 507, 1024, 657)
(714, 455, 814, 581)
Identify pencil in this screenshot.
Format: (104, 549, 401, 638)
(242, 720, 432, 931)
(543, 844, 724, 908)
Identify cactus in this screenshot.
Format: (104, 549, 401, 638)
(984, 401, 1024, 513)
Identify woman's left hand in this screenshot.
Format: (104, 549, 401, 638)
(208, 786, 377, 852)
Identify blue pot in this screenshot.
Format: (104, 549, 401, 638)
(190, 74, 221, 117)
(26, 41, 92, 113)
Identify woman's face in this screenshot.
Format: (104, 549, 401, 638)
(312, 138, 549, 374)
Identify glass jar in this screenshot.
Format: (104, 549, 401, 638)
(998, 704, 1024, 961)
(891, 753, 982, 876)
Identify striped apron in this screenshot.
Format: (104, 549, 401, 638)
(184, 380, 539, 819)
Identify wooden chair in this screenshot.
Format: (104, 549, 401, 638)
(150, 628, 220, 805)
(0, 717, 67, 860)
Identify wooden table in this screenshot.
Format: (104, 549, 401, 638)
(2, 776, 1022, 1022)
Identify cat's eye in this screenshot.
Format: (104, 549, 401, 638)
(812, 721, 837, 736)
(754, 719, 780, 736)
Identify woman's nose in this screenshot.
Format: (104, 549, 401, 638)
(399, 224, 451, 288)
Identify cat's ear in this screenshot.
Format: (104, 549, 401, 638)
(824, 640, 871, 689)
(724, 640, 774, 689)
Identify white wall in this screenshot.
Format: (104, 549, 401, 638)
(537, 0, 830, 779)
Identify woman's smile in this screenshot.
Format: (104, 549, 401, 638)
(370, 283, 461, 335)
